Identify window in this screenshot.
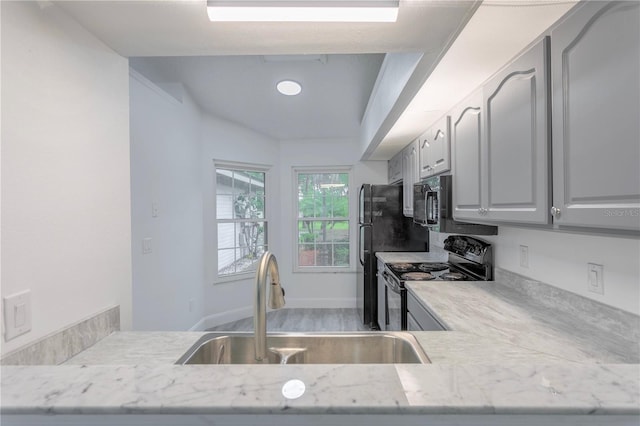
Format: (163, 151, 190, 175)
(215, 165, 267, 278)
(295, 169, 350, 271)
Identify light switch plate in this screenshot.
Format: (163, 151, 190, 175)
(3, 290, 32, 341)
(587, 263, 604, 295)
(143, 237, 152, 254)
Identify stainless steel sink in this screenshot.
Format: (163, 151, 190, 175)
(176, 332, 430, 364)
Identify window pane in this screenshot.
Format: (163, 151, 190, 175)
(218, 248, 237, 275)
(328, 220, 348, 242)
(238, 221, 266, 255)
(298, 244, 316, 267)
(295, 170, 349, 270)
(217, 223, 236, 250)
(334, 243, 350, 267)
(234, 192, 254, 219)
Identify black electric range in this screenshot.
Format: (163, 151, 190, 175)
(377, 235, 493, 331)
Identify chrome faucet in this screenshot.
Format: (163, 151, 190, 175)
(254, 251, 285, 362)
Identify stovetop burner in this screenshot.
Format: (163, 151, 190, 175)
(418, 263, 449, 273)
(439, 272, 466, 281)
(400, 272, 435, 281)
(390, 263, 415, 272)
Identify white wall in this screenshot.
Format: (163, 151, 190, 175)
(200, 114, 281, 327)
(278, 138, 387, 309)
(431, 228, 640, 315)
(129, 71, 205, 331)
(1, 2, 132, 354)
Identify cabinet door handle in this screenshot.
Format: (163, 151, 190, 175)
(550, 206, 561, 217)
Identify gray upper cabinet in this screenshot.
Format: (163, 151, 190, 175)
(451, 90, 484, 221)
(388, 149, 403, 184)
(417, 129, 431, 179)
(550, 1, 640, 233)
(402, 139, 420, 217)
(482, 37, 551, 225)
(419, 116, 451, 179)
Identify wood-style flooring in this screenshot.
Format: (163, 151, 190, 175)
(207, 308, 370, 332)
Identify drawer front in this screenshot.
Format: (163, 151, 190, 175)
(407, 291, 446, 331)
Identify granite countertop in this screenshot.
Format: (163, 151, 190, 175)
(2, 331, 639, 417)
(405, 276, 639, 364)
(2, 253, 639, 419)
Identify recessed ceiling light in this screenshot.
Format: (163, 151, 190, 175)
(276, 80, 302, 96)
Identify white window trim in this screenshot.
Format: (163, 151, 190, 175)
(213, 160, 271, 284)
(292, 166, 354, 273)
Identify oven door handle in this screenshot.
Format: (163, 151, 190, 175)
(382, 271, 402, 294)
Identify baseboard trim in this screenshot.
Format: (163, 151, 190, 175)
(283, 298, 357, 309)
(189, 298, 357, 330)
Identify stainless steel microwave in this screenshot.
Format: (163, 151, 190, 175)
(413, 175, 497, 235)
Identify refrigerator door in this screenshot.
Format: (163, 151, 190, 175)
(358, 184, 407, 328)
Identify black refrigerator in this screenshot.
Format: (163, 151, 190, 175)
(357, 184, 428, 329)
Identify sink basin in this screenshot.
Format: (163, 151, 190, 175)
(176, 332, 430, 364)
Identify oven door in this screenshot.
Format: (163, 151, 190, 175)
(378, 269, 404, 331)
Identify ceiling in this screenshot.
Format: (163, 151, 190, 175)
(55, 0, 478, 145)
(129, 54, 384, 141)
(56, 0, 578, 159)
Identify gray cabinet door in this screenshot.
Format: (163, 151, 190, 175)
(451, 90, 484, 221)
(402, 140, 419, 217)
(418, 129, 432, 179)
(483, 37, 551, 225)
(419, 116, 451, 179)
(551, 1, 640, 232)
(428, 116, 451, 177)
(388, 150, 403, 184)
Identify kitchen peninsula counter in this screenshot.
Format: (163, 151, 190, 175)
(2, 330, 638, 421)
(2, 263, 639, 424)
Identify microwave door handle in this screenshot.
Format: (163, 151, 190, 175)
(427, 192, 438, 225)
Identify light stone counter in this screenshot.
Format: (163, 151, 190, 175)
(2, 260, 640, 423)
(406, 277, 639, 364)
(2, 330, 639, 422)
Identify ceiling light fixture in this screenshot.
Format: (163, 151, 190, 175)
(206, 0, 399, 22)
(276, 80, 302, 96)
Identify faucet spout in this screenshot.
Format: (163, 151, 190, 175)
(254, 251, 285, 362)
